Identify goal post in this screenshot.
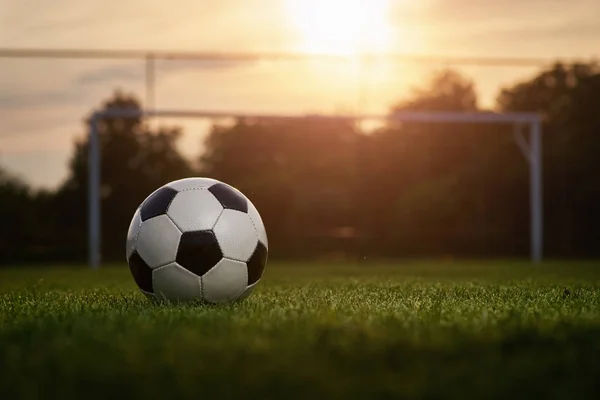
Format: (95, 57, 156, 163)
(87, 109, 542, 269)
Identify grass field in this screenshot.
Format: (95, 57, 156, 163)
(1, 261, 600, 399)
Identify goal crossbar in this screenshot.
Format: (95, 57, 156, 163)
(88, 109, 542, 268)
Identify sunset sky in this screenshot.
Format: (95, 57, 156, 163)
(1, 0, 599, 188)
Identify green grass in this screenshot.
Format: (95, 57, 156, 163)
(1, 261, 600, 399)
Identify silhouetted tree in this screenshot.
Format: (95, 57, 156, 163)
(6, 62, 600, 264)
(498, 62, 600, 256)
(198, 70, 533, 259)
(0, 166, 58, 263)
(355, 69, 534, 257)
(0, 166, 34, 262)
(199, 118, 360, 258)
(54, 91, 193, 261)
(394, 69, 479, 112)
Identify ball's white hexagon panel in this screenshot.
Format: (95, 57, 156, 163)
(136, 214, 181, 268)
(126, 207, 142, 260)
(235, 281, 259, 302)
(247, 200, 268, 248)
(166, 177, 220, 192)
(167, 190, 224, 232)
(201, 258, 248, 303)
(213, 209, 258, 262)
(153, 262, 202, 302)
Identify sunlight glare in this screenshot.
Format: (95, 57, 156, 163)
(287, 0, 392, 55)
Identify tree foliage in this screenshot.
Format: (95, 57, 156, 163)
(359, 70, 527, 257)
(2, 63, 600, 265)
(53, 91, 194, 261)
(0, 167, 57, 262)
(498, 62, 600, 256)
(199, 119, 360, 257)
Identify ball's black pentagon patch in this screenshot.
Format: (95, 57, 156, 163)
(128, 251, 154, 293)
(140, 187, 178, 221)
(247, 242, 268, 285)
(208, 183, 248, 213)
(176, 231, 223, 276)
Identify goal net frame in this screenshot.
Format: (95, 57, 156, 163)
(87, 109, 543, 268)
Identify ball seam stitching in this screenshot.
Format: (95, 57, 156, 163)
(179, 187, 209, 192)
(248, 204, 268, 247)
(199, 275, 204, 300)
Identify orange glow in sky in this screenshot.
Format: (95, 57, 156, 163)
(286, 0, 392, 55)
(1, 0, 599, 188)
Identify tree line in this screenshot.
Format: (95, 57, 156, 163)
(1, 62, 599, 265)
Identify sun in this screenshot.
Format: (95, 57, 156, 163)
(286, 0, 392, 55)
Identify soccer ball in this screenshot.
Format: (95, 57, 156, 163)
(125, 177, 268, 303)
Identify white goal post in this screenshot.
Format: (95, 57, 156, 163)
(87, 109, 542, 268)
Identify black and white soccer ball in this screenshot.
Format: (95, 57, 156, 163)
(125, 177, 268, 303)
